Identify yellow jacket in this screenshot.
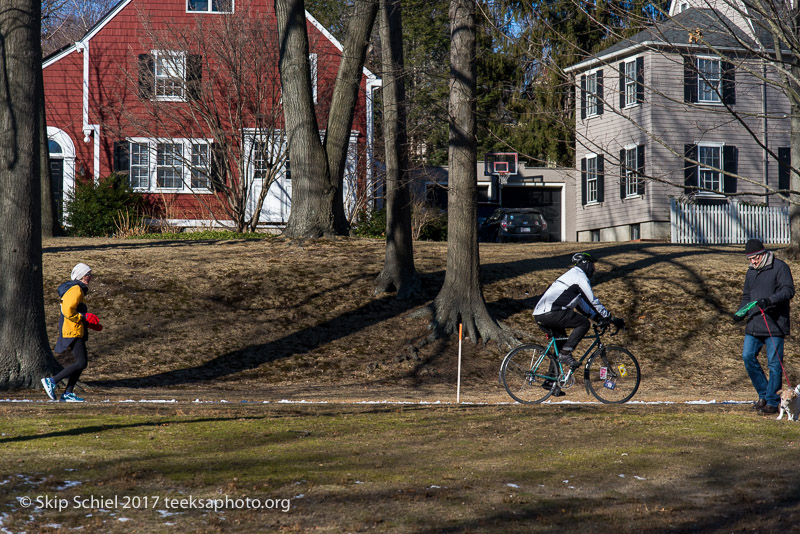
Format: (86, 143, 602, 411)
(60, 283, 86, 339)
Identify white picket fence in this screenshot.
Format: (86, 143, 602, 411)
(670, 198, 790, 244)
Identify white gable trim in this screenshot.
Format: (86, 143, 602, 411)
(303, 9, 377, 80)
(43, 0, 132, 68)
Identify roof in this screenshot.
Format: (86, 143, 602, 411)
(566, 7, 770, 73)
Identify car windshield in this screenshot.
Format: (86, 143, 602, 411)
(506, 212, 542, 225)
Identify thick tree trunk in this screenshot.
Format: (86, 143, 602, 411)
(325, 0, 378, 235)
(275, 0, 337, 238)
(40, 85, 55, 238)
(430, 0, 511, 345)
(375, 0, 420, 298)
(0, 0, 61, 389)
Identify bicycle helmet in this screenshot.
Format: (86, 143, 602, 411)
(571, 252, 597, 265)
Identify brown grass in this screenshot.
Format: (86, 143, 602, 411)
(28, 237, 800, 404)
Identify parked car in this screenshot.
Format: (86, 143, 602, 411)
(478, 208, 550, 242)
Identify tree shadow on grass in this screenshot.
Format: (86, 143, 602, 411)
(93, 242, 743, 389)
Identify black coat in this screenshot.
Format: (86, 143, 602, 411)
(740, 256, 795, 337)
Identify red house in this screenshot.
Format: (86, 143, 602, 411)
(43, 0, 380, 230)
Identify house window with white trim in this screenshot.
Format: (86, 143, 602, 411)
(624, 60, 637, 107)
(187, 0, 233, 13)
(130, 142, 150, 189)
(252, 140, 270, 180)
(157, 143, 183, 188)
(697, 57, 721, 103)
(698, 144, 722, 192)
(154, 51, 186, 100)
(586, 155, 598, 203)
(586, 72, 598, 117)
(191, 143, 210, 189)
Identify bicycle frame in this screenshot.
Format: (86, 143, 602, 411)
(539, 326, 606, 380)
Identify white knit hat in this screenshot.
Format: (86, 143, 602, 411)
(71, 263, 92, 281)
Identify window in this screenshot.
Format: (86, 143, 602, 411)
(684, 56, 735, 105)
(130, 142, 150, 189)
(624, 61, 637, 107)
(591, 229, 600, 242)
(580, 70, 603, 119)
(684, 143, 738, 195)
(697, 57, 721, 103)
(252, 141, 270, 180)
(157, 143, 183, 188)
(187, 0, 233, 13)
(586, 72, 598, 116)
(698, 145, 721, 191)
(630, 224, 641, 241)
(620, 145, 645, 198)
(191, 143, 210, 189)
(581, 154, 604, 205)
(154, 51, 185, 100)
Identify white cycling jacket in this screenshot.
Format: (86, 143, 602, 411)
(533, 266, 611, 320)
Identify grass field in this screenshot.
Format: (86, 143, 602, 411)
(2, 403, 800, 533)
(2, 237, 800, 532)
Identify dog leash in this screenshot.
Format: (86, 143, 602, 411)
(759, 306, 793, 389)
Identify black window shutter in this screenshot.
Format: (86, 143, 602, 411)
(619, 149, 626, 199)
(637, 144, 646, 195)
(581, 158, 587, 205)
(722, 61, 735, 105)
(619, 62, 625, 109)
(210, 142, 226, 192)
(723, 145, 738, 193)
(138, 53, 154, 99)
(684, 144, 697, 193)
(113, 141, 130, 175)
(636, 56, 644, 103)
(580, 75, 586, 120)
(684, 56, 697, 103)
(186, 54, 202, 100)
(778, 146, 791, 191)
(596, 70, 604, 115)
(597, 155, 605, 202)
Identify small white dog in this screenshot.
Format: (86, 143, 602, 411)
(776, 384, 800, 421)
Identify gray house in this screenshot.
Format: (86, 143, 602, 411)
(565, 0, 791, 242)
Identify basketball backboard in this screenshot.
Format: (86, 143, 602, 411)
(484, 152, 518, 176)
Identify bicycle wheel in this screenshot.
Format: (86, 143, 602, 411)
(500, 344, 556, 404)
(584, 346, 641, 404)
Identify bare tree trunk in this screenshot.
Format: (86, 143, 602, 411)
(375, 0, 420, 298)
(275, 0, 337, 238)
(325, 0, 378, 235)
(40, 86, 56, 238)
(0, 0, 61, 388)
(429, 0, 511, 345)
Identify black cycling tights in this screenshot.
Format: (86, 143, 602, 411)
(52, 339, 88, 394)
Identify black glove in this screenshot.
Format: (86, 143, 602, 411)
(733, 313, 744, 323)
(757, 298, 770, 310)
(596, 316, 610, 327)
(611, 316, 626, 329)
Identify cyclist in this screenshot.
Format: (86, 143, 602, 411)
(533, 252, 625, 391)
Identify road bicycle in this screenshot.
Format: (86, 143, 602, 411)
(500, 321, 641, 404)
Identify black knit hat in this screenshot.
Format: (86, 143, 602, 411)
(745, 238, 766, 257)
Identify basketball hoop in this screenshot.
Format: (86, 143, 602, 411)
(498, 172, 509, 185)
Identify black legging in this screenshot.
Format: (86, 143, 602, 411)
(53, 339, 88, 394)
(534, 309, 591, 353)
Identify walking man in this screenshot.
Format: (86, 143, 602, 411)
(735, 239, 795, 415)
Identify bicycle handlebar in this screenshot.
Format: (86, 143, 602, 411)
(593, 320, 623, 337)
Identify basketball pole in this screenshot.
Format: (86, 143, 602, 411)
(457, 323, 463, 404)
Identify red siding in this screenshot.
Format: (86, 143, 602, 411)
(43, 0, 371, 222)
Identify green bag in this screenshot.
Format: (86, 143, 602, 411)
(734, 301, 758, 318)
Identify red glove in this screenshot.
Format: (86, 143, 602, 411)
(84, 312, 103, 331)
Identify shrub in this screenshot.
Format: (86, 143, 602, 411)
(65, 174, 143, 237)
(417, 210, 447, 241)
(351, 208, 387, 238)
